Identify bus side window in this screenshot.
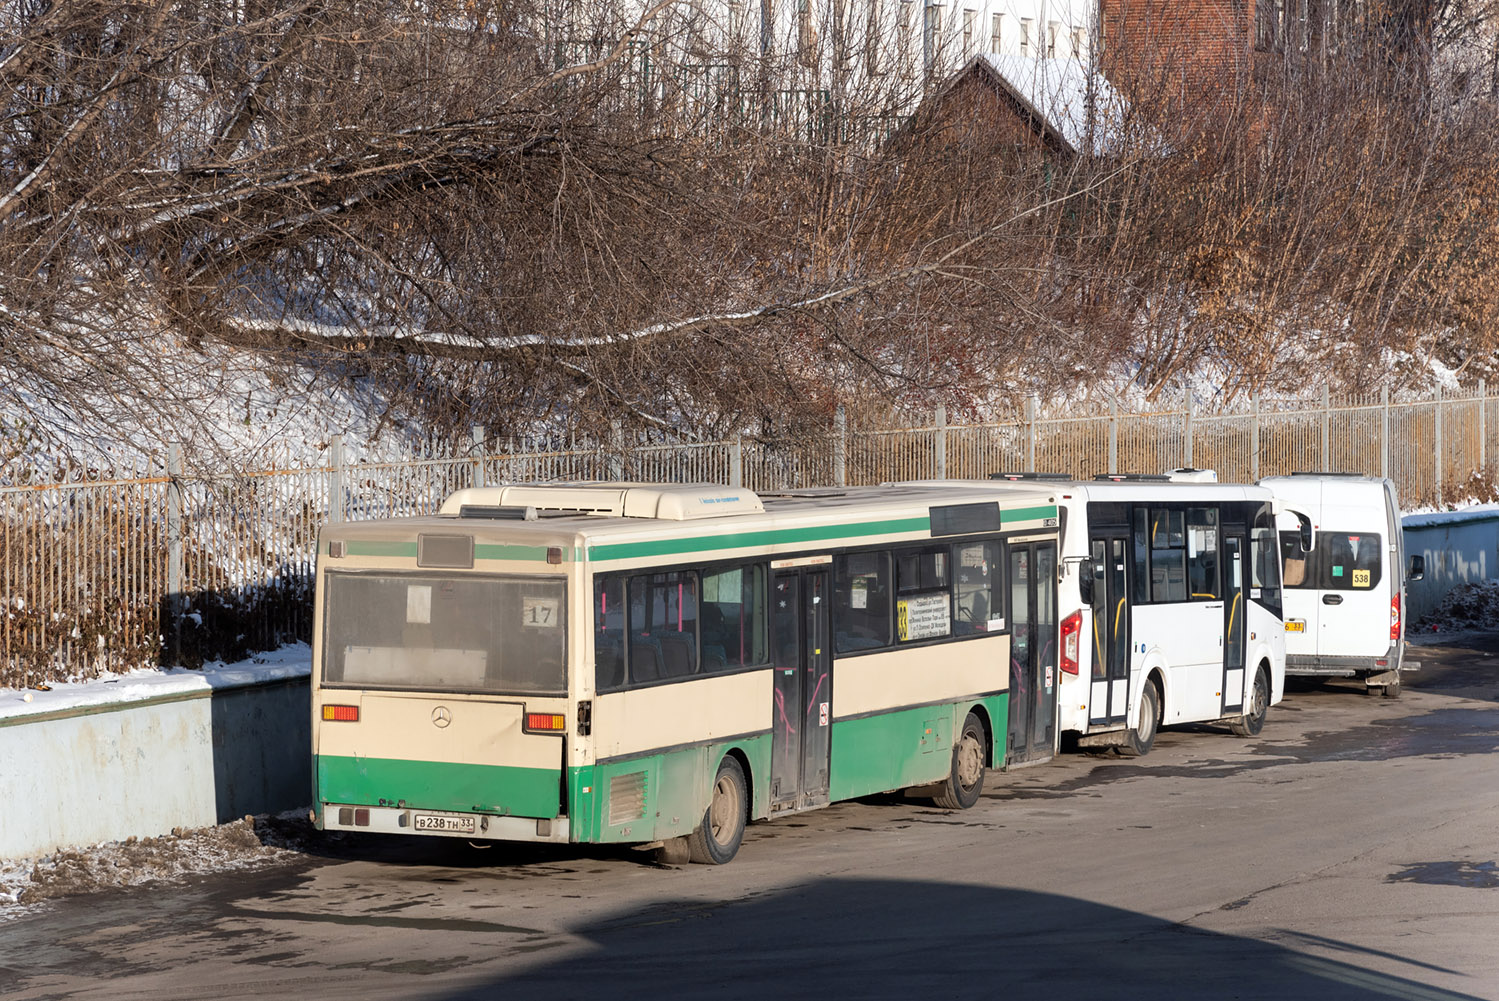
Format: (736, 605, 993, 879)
(701, 563, 768, 671)
(953, 541, 1002, 634)
(836, 552, 892, 652)
(594, 576, 626, 690)
(1186, 507, 1219, 600)
(628, 573, 700, 684)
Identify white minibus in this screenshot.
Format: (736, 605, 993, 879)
(1259, 473, 1424, 697)
(905, 475, 1287, 756)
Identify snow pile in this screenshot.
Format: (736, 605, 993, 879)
(0, 642, 311, 720)
(0, 812, 307, 920)
(1413, 580, 1499, 637)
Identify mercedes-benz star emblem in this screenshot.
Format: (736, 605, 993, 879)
(431, 706, 452, 728)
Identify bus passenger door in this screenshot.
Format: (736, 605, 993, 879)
(1222, 532, 1246, 714)
(1007, 542, 1058, 765)
(770, 569, 832, 813)
(1089, 535, 1131, 726)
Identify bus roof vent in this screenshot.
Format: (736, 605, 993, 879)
(1166, 468, 1218, 482)
(1093, 473, 1172, 482)
(989, 472, 1072, 481)
(459, 505, 538, 520)
(439, 484, 764, 520)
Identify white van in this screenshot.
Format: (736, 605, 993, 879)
(1258, 474, 1424, 696)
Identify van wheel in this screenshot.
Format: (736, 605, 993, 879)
(1381, 679, 1402, 698)
(934, 713, 986, 810)
(688, 756, 747, 865)
(1120, 681, 1159, 757)
(1231, 666, 1269, 737)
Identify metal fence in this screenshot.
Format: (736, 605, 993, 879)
(4, 385, 1494, 687)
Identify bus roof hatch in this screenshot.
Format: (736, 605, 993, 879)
(439, 484, 765, 520)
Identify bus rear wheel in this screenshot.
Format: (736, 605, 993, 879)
(1231, 666, 1269, 737)
(688, 756, 747, 865)
(934, 713, 986, 810)
(1120, 681, 1159, 757)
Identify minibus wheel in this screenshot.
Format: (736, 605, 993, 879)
(1231, 666, 1270, 737)
(1120, 681, 1159, 757)
(688, 756, 747, 864)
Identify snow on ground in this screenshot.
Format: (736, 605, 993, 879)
(0, 642, 311, 721)
(1410, 579, 1499, 645)
(0, 811, 314, 923)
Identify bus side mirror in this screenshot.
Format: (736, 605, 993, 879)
(1077, 559, 1100, 605)
(1408, 554, 1425, 582)
(1295, 512, 1314, 552)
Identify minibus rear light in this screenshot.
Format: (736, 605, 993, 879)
(323, 704, 359, 722)
(1390, 593, 1401, 640)
(525, 712, 566, 733)
(1060, 610, 1083, 675)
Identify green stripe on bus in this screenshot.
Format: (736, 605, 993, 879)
(587, 516, 933, 563)
(316, 754, 561, 818)
(335, 541, 566, 563)
(344, 541, 416, 558)
(1002, 505, 1058, 524)
(473, 543, 563, 562)
(828, 695, 1008, 802)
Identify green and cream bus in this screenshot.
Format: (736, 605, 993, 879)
(310, 482, 1061, 864)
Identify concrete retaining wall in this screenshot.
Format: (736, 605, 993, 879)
(1404, 509, 1499, 624)
(0, 676, 309, 859)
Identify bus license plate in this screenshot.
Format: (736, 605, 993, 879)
(414, 813, 475, 834)
(1285, 621, 1305, 632)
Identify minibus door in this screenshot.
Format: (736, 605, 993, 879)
(1088, 534, 1131, 726)
(1221, 531, 1246, 714)
(770, 568, 832, 813)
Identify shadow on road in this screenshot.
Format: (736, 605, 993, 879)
(430, 877, 1485, 1001)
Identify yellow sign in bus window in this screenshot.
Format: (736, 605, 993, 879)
(1353, 570, 1371, 588)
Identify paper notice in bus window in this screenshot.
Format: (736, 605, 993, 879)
(1332, 565, 1345, 578)
(406, 585, 432, 625)
(1353, 569, 1371, 588)
(523, 597, 560, 628)
(851, 579, 869, 609)
(987, 616, 1006, 632)
(897, 593, 951, 642)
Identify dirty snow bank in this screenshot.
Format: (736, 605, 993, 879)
(1411, 580, 1499, 643)
(0, 811, 311, 922)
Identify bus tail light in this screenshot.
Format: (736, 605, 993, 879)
(1391, 593, 1401, 641)
(1060, 611, 1083, 675)
(322, 704, 359, 722)
(524, 712, 566, 734)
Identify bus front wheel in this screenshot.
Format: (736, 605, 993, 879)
(934, 713, 986, 810)
(688, 756, 747, 865)
(1120, 682, 1159, 757)
(1231, 666, 1269, 737)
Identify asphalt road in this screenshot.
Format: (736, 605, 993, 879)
(4, 638, 1499, 1001)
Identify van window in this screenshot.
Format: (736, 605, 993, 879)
(1279, 531, 1311, 588)
(1252, 529, 1283, 618)
(1322, 532, 1382, 591)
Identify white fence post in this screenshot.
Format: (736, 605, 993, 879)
(1321, 385, 1331, 470)
(1108, 396, 1118, 474)
(1434, 387, 1444, 503)
(1251, 392, 1260, 480)
(834, 406, 847, 487)
(471, 425, 486, 488)
(730, 434, 744, 488)
(1480, 379, 1488, 473)
(1381, 387, 1390, 480)
(609, 420, 625, 481)
(1183, 395, 1193, 468)
(1025, 396, 1038, 472)
(166, 444, 183, 667)
(329, 434, 345, 524)
(935, 404, 947, 480)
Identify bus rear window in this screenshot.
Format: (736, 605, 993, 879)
(322, 572, 566, 695)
